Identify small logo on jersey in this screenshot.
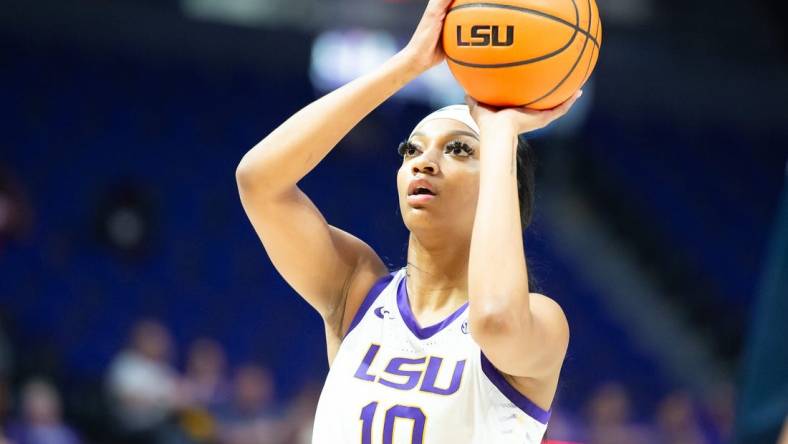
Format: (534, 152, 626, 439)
(461, 320, 470, 334)
(498, 413, 517, 422)
(373, 306, 395, 320)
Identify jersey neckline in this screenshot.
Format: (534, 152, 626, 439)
(397, 273, 470, 340)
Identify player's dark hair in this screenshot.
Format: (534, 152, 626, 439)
(515, 135, 536, 231)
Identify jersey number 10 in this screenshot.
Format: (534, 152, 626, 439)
(360, 401, 426, 444)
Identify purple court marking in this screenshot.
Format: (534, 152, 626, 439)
(480, 352, 552, 424)
(396, 275, 469, 340)
(344, 271, 396, 339)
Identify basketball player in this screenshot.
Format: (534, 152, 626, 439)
(236, 0, 580, 442)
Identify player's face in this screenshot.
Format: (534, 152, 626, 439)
(396, 119, 481, 237)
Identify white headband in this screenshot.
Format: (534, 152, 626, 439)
(410, 104, 480, 138)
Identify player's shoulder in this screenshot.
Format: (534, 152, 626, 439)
(337, 264, 395, 333)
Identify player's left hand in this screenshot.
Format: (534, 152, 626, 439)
(400, 0, 455, 75)
(465, 91, 582, 135)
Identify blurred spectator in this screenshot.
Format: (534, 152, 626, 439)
(0, 321, 14, 423)
(0, 321, 13, 444)
(654, 390, 707, 444)
(282, 383, 321, 444)
(584, 382, 658, 444)
(703, 383, 734, 443)
(93, 183, 155, 259)
(780, 418, 788, 444)
(6, 379, 80, 444)
(106, 319, 180, 442)
(0, 379, 10, 443)
(181, 338, 230, 410)
(176, 338, 230, 443)
(215, 364, 286, 444)
(0, 166, 32, 250)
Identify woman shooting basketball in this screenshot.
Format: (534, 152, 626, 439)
(236, 0, 581, 442)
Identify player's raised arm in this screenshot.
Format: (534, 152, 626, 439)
(465, 94, 580, 379)
(236, 0, 454, 331)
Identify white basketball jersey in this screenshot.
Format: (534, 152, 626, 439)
(312, 268, 550, 444)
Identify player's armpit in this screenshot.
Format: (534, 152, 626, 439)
(471, 293, 569, 380)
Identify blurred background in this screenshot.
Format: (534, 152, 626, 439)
(1, 0, 787, 443)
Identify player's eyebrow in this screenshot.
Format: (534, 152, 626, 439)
(411, 130, 480, 141)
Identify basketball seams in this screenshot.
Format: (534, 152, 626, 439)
(445, 0, 580, 69)
(445, 38, 575, 69)
(522, 0, 593, 107)
(448, 2, 600, 50)
(579, 14, 601, 86)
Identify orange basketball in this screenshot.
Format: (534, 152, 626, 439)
(442, 0, 602, 109)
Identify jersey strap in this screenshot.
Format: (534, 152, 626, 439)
(480, 352, 552, 424)
(344, 271, 397, 338)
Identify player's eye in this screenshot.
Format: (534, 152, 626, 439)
(445, 140, 474, 157)
(398, 141, 421, 158)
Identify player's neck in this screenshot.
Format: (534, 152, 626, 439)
(405, 233, 470, 317)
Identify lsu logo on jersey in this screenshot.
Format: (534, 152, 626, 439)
(353, 344, 466, 396)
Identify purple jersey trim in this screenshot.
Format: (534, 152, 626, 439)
(344, 272, 396, 339)
(480, 352, 552, 424)
(396, 275, 469, 340)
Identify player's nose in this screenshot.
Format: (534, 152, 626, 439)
(411, 149, 440, 176)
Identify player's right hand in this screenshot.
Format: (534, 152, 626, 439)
(400, 0, 454, 74)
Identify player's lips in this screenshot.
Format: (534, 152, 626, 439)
(407, 179, 437, 207)
(407, 179, 437, 197)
